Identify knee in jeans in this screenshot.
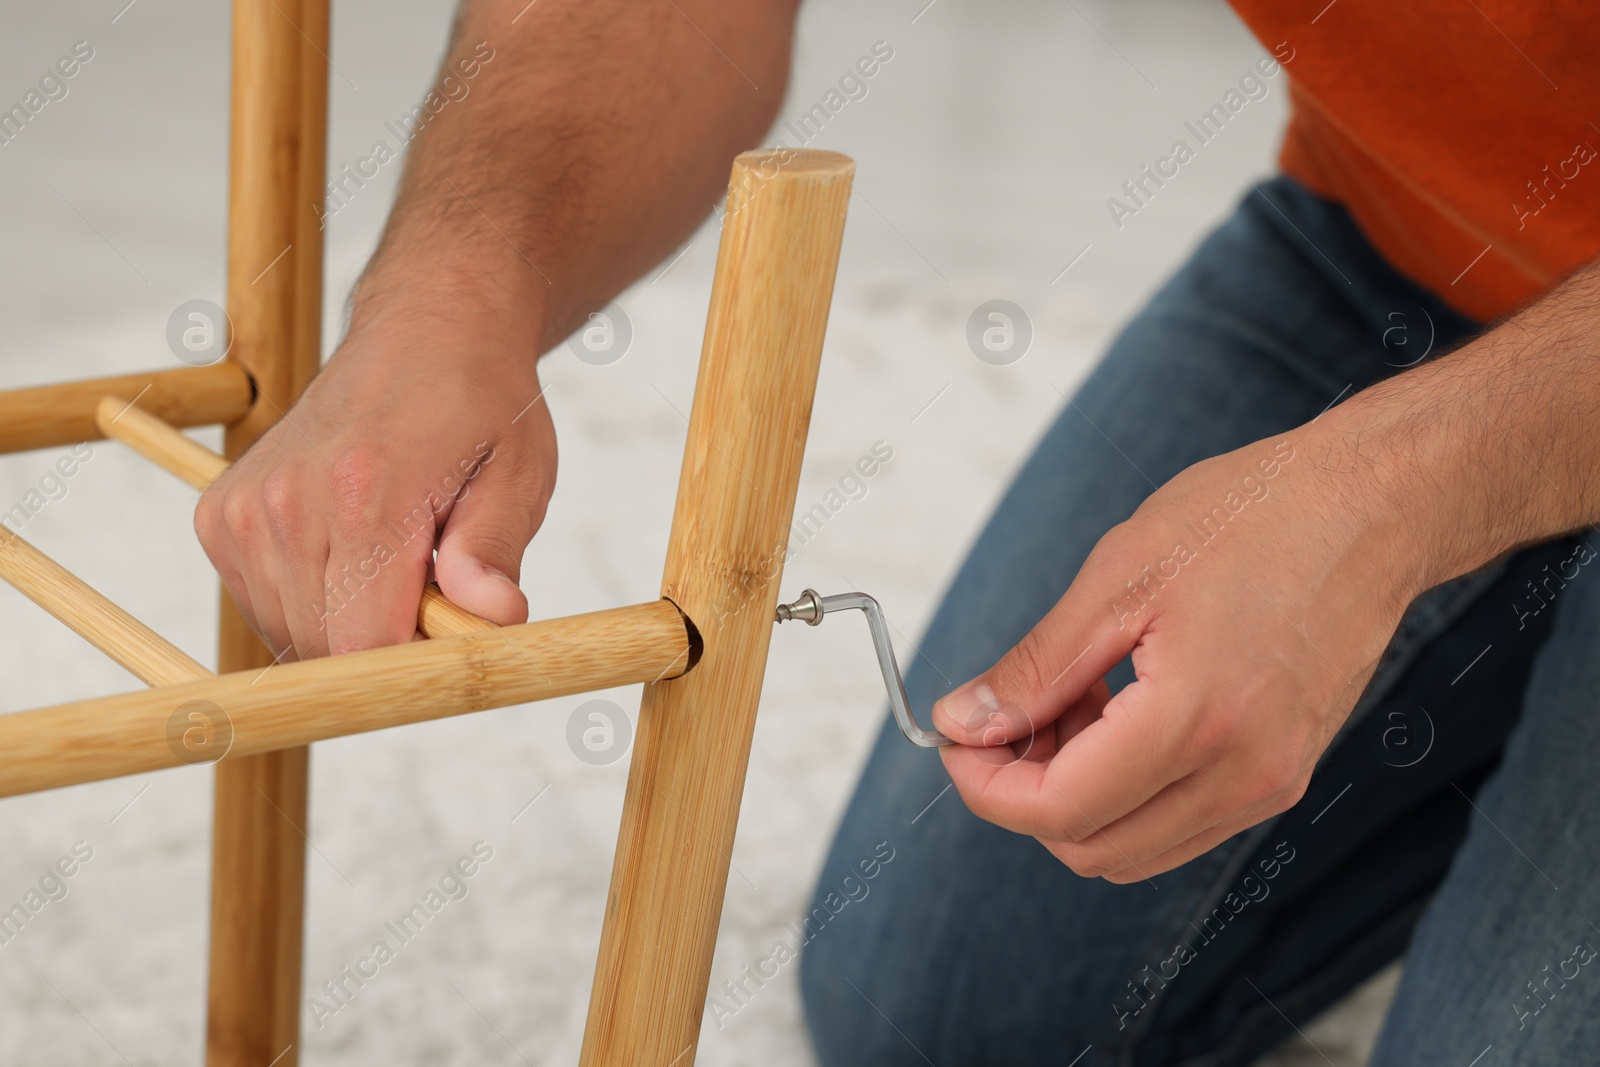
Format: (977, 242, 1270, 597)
(799, 893, 947, 1067)
(801, 936, 941, 1067)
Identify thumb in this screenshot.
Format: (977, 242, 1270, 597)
(433, 472, 540, 627)
(931, 567, 1144, 747)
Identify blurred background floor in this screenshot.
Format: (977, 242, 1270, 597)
(0, 1, 1398, 1063)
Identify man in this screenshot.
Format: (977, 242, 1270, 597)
(195, 1, 1600, 1063)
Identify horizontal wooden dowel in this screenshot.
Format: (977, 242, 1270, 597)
(0, 527, 210, 687)
(0, 363, 253, 456)
(416, 586, 497, 635)
(0, 599, 692, 798)
(96, 396, 229, 489)
(94, 396, 495, 638)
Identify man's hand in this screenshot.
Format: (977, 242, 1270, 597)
(933, 259, 1600, 882)
(194, 0, 798, 659)
(932, 433, 1417, 882)
(196, 309, 555, 660)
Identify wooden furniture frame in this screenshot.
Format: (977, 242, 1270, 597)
(0, 3, 853, 1063)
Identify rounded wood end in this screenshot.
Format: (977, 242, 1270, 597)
(95, 395, 129, 435)
(732, 147, 855, 179)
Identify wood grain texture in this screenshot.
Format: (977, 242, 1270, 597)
(0, 363, 252, 456)
(96, 396, 231, 489)
(95, 397, 494, 638)
(0, 599, 691, 799)
(581, 148, 853, 1067)
(0, 527, 209, 687)
(415, 586, 498, 635)
(210, 1, 330, 1062)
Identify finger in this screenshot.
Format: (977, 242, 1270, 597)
(195, 485, 263, 646)
(1039, 830, 1172, 886)
(260, 469, 332, 659)
(942, 678, 1200, 840)
(1087, 809, 1264, 884)
(1043, 755, 1306, 880)
(434, 451, 541, 626)
(945, 679, 1111, 771)
(322, 458, 436, 655)
(931, 551, 1144, 746)
(195, 482, 296, 660)
(1093, 776, 1310, 883)
(1046, 698, 1320, 880)
(941, 680, 1135, 837)
(1094, 821, 1242, 884)
(237, 556, 297, 664)
(1038, 769, 1225, 879)
(204, 546, 261, 646)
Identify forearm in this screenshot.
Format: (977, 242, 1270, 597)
(1316, 259, 1600, 592)
(350, 0, 797, 352)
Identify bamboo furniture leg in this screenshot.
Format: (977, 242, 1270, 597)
(581, 149, 853, 1067)
(0, 529, 210, 688)
(207, 1, 328, 1063)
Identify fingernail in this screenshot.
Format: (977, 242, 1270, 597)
(482, 563, 515, 585)
(935, 680, 1001, 737)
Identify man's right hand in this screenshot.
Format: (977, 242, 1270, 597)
(195, 305, 556, 661)
(193, 0, 799, 661)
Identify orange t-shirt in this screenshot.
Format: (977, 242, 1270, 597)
(1229, 1, 1599, 322)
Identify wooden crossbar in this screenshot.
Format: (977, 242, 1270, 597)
(0, 599, 692, 799)
(0, 527, 209, 687)
(95, 395, 494, 638)
(97, 395, 230, 489)
(0, 363, 252, 456)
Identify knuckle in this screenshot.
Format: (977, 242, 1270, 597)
(193, 490, 223, 549)
(953, 783, 998, 827)
(218, 488, 260, 546)
(1000, 632, 1052, 697)
(260, 468, 301, 542)
(328, 445, 386, 521)
(1268, 770, 1311, 815)
(1084, 522, 1141, 577)
(1049, 813, 1095, 845)
(260, 467, 296, 523)
(519, 484, 552, 533)
(1056, 847, 1106, 879)
(464, 529, 523, 569)
(1250, 741, 1306, 803)
(1189, 705, 1241, 761)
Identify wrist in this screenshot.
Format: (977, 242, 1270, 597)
(323, 256, 550, 410)
(1307, 367, 1549, 594)
(1277, 414, 1435, 618)
(348, 205, 553, 360)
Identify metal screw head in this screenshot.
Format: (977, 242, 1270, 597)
(774, 588, 823, 625)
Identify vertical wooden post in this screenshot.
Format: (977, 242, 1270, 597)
(207, 1, 327, 1064)
(580, 149, 853, 1067)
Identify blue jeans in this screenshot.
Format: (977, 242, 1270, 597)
(799, 178, 1600, 1067)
